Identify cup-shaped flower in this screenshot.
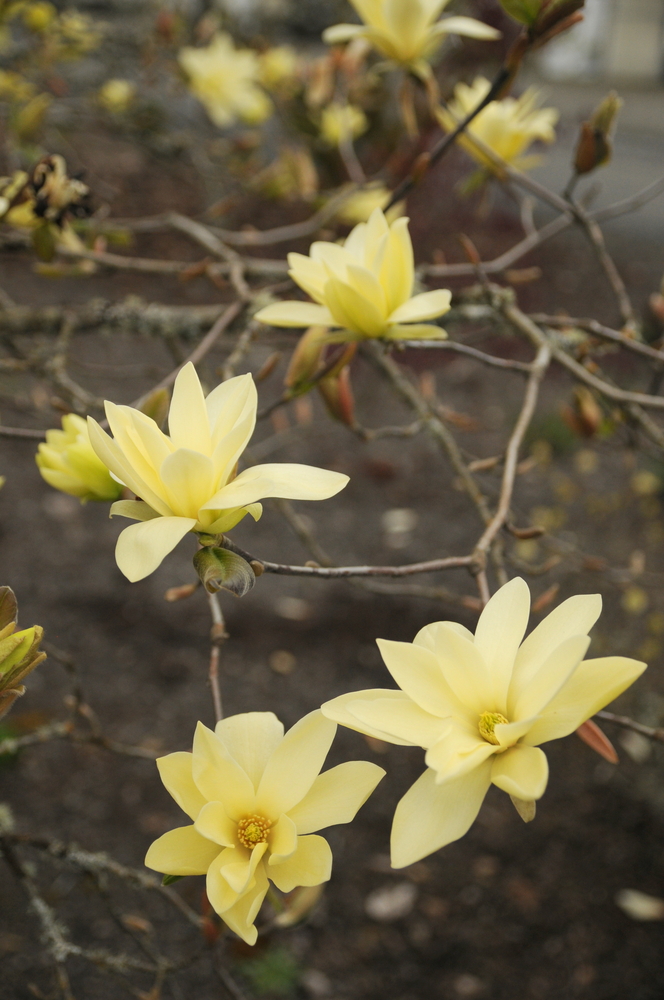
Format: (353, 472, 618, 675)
(179, 33, 272, 129)
(323, 0, 500, 70)
(0, 585, 46, 720)
(36, 413, 123, 503)
(255, 208, 452, 342)
(87, 363, 349, 582)
(439, 77, 559, 175)
(145, 711, 385, 944)
(322, 577, 646, 868)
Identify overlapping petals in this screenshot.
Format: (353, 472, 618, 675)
(178, 33, 272, 129)
(323, 0, 500, 69)
(87, 363, 349, 581)
(322, 577, 646, 867)
(36, 413, 122, 503)
(256, 208, 452, 342)
(145, 711, 384, 944)
(439, 76, 559, 174)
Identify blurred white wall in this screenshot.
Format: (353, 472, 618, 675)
(539, 0, 664, 83)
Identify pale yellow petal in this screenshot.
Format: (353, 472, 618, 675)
(388, 289, 451, 324)
(287, 760, 385, 834)
(391, 763, 492, 868)
(255, 301, 336, 328)
(268, 813, 298, 864)
(473, 577, 531, 710)
(510, 634, 590, 721)
(222, 842, 267, 894)
(191, 722, 255, 818)
(321, 689, 418, 745)
(434, 15, 501, 39)
(425, 719, 495, 782)
(523, 656, 647, 746)
(511, 594, 602, 693)
(215, 864, 268, 945)
(376, 637, 465, 719)
(385, 324, 448, 340)
(88, 416, 170, 517)
(287, 253, 328, 302)
(322, 23, 368, 44)
(256, 710, 336, 817)
(168, 362, 211, 453)
(110, 500, 160, 522)
(426, 624, 492, 716)
(115, 516, 197, 582)
(379, 217, 413, 313)
(215, 712, 284, 790)
(200, 463, 348, 510)
(493, 715, 538, 747)
(206, 847, 243, 915)
(158, 449, 216, 518)
(491, 744, 548, 800)
(268, 835, 332, 893)
(346, 697, 449, 748)
(324, 275, 387, 337)
(194, 800, 237, 847)
(204, 372, 256, 447)
(345, 264, 388, 317)
(144, 825, 221, 876)
(156, 751, 206, 821)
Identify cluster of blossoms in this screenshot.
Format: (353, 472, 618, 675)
(33, 342, 646, 943)
(24, 0, 645, 949)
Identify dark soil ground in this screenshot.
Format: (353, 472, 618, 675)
(1, 128, 664, 1000)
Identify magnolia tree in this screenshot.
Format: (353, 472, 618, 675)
(1, 0, 663, 995)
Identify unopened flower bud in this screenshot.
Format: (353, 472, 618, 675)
(0, 587, 47, 720)
(285, 327, 327, 391)
(574, 91, 622, 175)
(318, 367, 356, 427)
(36, 413, 123, 503)
(499, 0, 543, 26)
(193, 547, 256, 598)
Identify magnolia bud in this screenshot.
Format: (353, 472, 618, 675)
(499, 0, 543, 26)
(193, 547, 256, 598)
(574, 92, 622, 175)
(0, 587, 47, 720)
(318, 367, 356, 427)
(285, 327, 327, 391)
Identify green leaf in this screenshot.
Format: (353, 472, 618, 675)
(162, 874, 184, 886)
(193, 547, 256, 598)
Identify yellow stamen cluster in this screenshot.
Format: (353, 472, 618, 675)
(237, 814, 271, 849)
(478, 711, 509, 745)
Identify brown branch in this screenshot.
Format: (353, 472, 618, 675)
(473, 341, 551, 563)
(399, 338, 534, 372)
(531, 314, 664, 364)
(595, 710, 664, 744)
(207, 592, 227, 724)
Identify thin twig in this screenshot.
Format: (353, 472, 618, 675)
(595, 710, 664, 744)
(207, 592, 227, 724)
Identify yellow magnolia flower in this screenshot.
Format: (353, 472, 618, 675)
(255, 208, 452, 341)
(319, 102, 368, 147)
(98, 78, 136, 115)
(322, 577, 646, 868)
(178, 33, 272, 129)
(36, 413, 123, 503)
(87, 363, 349, 582)
(258, 46, 299, 90)
(323, 0, 500, 70)
(0, 586, 46, 721)
(145, 711, 384, 944)
(439, 76, 559, 174)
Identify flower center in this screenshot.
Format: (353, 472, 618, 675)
(236, 814, 271, 849)
(478, 711, 509, 746)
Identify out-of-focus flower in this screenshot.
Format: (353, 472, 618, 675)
(322, 577, 646, 867)
(323, 0, 500, 71)
(336, 182, 405, 225)
(439, 76, 558, 174)
(258, 45, 298, 90)
(87, 363, 349, 582)
(178, 33, 272, 128)
(36, 414, 123, 503)
(0, 586, 46, 721)
(98, 78, 136, 115)
(250, 147, 318, 202)
(319, 101, 368, 146)
(56, 11, 100, 58)
(22, 1, 57, 32)
(256, 208, 451, 342)
(29, 154, 90, 225)
(145, 710, 384, 944)
(0, 69, 37, 103)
